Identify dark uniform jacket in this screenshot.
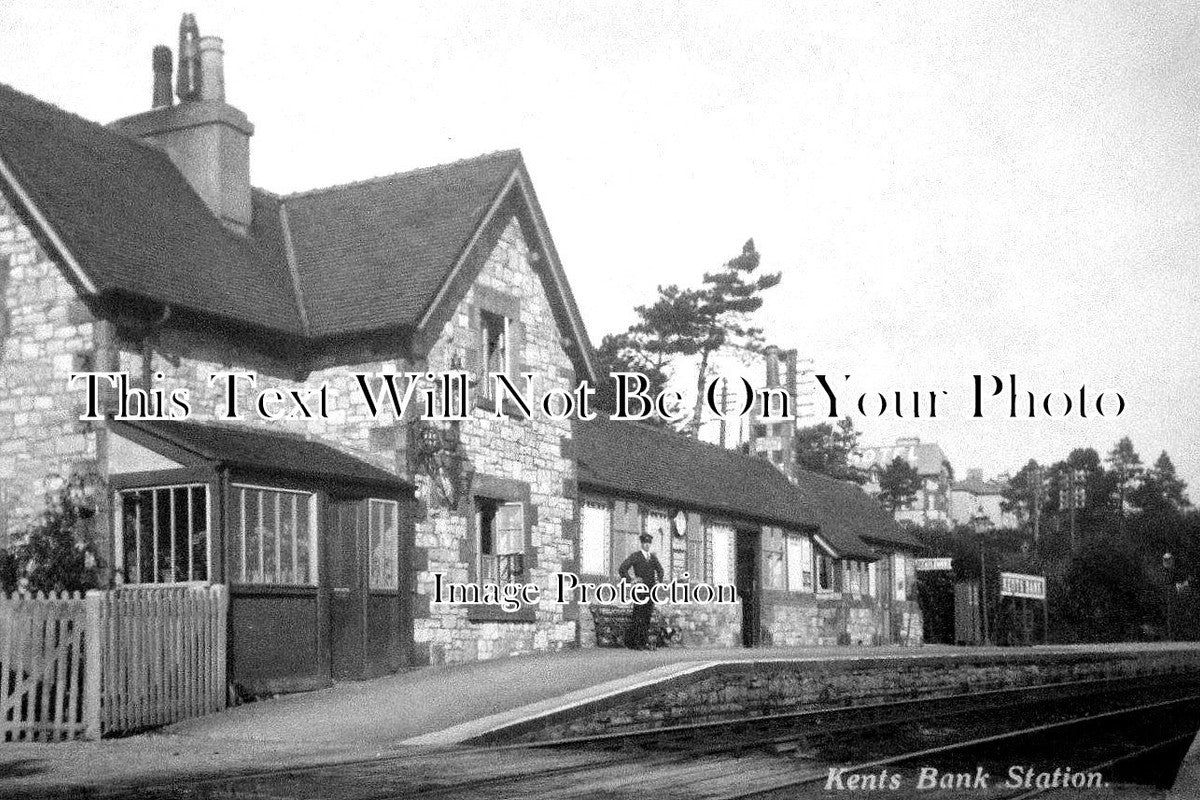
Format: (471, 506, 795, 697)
(619, 550, 664, 586)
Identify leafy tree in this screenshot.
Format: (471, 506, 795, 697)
(617, 239, 781, 435)
(1131, 451, 1190, 512)
(3, 472, 106, 595)
(1106, 436, 1143, 520)
(1001, 459, 1044, 526)
(793, 417, 867, 484)
(593, 331, 678, 427)
(877, 456, 922, 514)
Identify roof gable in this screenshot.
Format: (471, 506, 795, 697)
(283, 151, 521, 338)
(0, 83, 597, 379)
(0, 83, 305, 334)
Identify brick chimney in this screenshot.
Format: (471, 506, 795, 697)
(109, 14, 254, 235)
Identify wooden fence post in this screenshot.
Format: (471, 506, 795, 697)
(82, 590, 103, 740)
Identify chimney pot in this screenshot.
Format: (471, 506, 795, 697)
(763, 345, 780, 388)
(198, 36, 225, 102)
(177, 13, 203, 102)
(151, 46, 174, 108)
(111, 14, 252, 235)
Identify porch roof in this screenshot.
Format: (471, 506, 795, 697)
(111, 420, 412, 494)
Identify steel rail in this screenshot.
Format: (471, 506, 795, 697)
(705, 692, 1200, 800)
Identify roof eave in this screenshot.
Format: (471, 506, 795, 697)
(0, 151, 98, 295)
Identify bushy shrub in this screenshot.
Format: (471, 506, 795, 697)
(2, 471, 106, 594)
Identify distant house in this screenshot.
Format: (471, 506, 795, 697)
(855, 437, 953, 525)
(950, 469, 1017, 530)
(0, 15, 923, 695)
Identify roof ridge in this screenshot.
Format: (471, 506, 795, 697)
(592, 415, 783, 471)
(281, 148, 522, 200)
(0, 81, 169, 161)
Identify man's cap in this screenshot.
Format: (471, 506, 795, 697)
(639, 533, 654, 543)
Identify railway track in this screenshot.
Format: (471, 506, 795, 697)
(92, 673, 1200, 800)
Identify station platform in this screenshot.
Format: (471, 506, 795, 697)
(5, 642, 1200, 796)
(166, 641, 1200, 746)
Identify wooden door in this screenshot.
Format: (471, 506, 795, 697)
(328, 500, 365, 680)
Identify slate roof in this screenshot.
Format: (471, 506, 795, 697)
(285, 151, 522, 337)
(793, 469, 921, 550)
(575, 418, 911, 558)
(0, 83, 304, 333)
(0, 83, 558, 348)
(112, 420, 411, 492)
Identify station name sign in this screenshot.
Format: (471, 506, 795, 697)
(914, 557, 953, 571)
(1000, 572, 1046, 600)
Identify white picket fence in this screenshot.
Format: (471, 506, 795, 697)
(0, 584, 227, 741)
(0, 591, 89, 741)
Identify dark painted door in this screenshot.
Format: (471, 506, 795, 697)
(878, 555, 894, 644)
(735, 530, 760, 647)
(329, 500, 365, 680)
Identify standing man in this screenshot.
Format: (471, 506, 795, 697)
(619, 533, 664, 650)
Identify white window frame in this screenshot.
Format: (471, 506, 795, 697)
(477, 499, 525, 583)
(643, 510, 671, 571)
(479, 310, 511, 400)
(868, 561, 878, 598)
(765, 547, 786, 590)
(115, 483, 212, 586)
(579, 501, 610, 576)
(786, 533, 814, 593)
(368, 498, 400, 591)
(708, 524, 735, 586)
(231, 483, 320, 586)
(893, 552, 907, 601)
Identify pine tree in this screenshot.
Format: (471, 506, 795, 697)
(878, 457, 922, 514)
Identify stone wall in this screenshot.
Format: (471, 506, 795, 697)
(415, 219, 577, 664)
(110, 217, 578, 665)
(581, 601, 741, 650)
(1, 185, 579, 666)
(762, 593, 924, 648)
(0, 193, 98, 541)
(496, 648, 1200, 743)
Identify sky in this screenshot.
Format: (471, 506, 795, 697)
(4, 1, 1199, 489)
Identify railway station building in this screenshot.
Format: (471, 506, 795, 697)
(0, 16, 921, 696)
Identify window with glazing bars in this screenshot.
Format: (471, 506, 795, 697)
(117, 484, 210, 584)
(369, 499, 400, 590)
(230, 485, 318, 585)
